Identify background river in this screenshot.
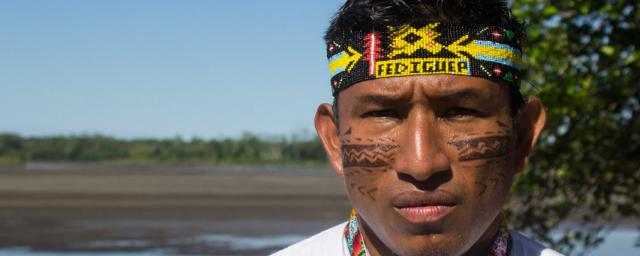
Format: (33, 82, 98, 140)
(0, 163, 636, 255)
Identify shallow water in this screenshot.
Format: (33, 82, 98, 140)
(0, 166, 636, 255)
(0, 233, 306, 255)
(581, 229, 639, 255)
(0, 229, 637, 256)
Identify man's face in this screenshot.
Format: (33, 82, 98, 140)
(318, 75, 532, 256)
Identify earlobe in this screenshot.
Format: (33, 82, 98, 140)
(513, 98, 547, 173)
(314, 103, 345, 176)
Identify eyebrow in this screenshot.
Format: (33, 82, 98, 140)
(356, 89, 484, 105)
(434, 89, 484, 101)
(355, 85, 414, 105)
(356, 94, 404, 105)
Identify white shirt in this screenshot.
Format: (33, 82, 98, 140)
(272, 222, 564, 256)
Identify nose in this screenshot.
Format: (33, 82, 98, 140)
(393, 108, 451, 181)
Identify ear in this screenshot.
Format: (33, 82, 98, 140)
(315, 103, 345, 176)
(512, 97, 546, 173)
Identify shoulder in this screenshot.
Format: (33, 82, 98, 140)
(509, 230, 565, 256)
(271, 222, 347, 256)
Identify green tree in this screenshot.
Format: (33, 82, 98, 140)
(507, 0, 639, 254)
(0, 133, 25, 164)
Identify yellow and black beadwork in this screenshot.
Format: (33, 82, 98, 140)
(327, 22, 522, 96)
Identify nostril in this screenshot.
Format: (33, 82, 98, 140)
(397, 170, 453, 191)
(393, 151, 451, 181)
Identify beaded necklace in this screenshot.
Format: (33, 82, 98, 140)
(343, 210, 510, 256)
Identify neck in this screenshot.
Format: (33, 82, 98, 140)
(462, 215, 503, 256)
(358, 217, 394, 256)
(356, 215, 504, 256)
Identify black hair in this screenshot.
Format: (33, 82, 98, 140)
(326, 0, 526, 122)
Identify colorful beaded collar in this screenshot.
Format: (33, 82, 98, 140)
(343, 210, 510, 256)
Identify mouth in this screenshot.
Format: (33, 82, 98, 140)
(392, 190, 459, 224)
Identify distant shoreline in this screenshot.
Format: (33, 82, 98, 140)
(0, 161, 334, 175)
(0, 133, 329, 167)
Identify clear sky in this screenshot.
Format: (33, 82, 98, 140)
(0, 0, 344, 139)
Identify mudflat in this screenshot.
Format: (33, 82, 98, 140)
(0, 164, 351, 255)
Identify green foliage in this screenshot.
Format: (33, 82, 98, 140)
(507, 0, 639, 254)
(0, 133, 327, 166)
(0, 134, 25, 164)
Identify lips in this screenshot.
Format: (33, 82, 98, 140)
(392, 190, 459, 224)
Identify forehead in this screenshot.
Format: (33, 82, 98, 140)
(338, 75, 508, 102)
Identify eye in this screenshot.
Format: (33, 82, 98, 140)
(441, 107, 483, 120)
(362, 109, 400, 119)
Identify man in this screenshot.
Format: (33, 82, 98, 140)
(274, 0, 562, 255)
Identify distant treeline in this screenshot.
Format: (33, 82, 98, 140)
(0, 133, 327, 166)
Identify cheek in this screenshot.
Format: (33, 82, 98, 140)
(444, 125, 515, 206)
(463, 159, 512, 201)
(341, 136, 400, 204)
(343, 167, 386, 202)
(450, 159, 513, 241)
(446, 134, 512, 162)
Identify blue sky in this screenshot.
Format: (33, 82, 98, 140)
(0, 0, 344, 139)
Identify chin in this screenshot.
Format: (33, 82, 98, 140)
(387, 233, 467, 256)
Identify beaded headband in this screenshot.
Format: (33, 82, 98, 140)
(327, 22, 523, 96)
